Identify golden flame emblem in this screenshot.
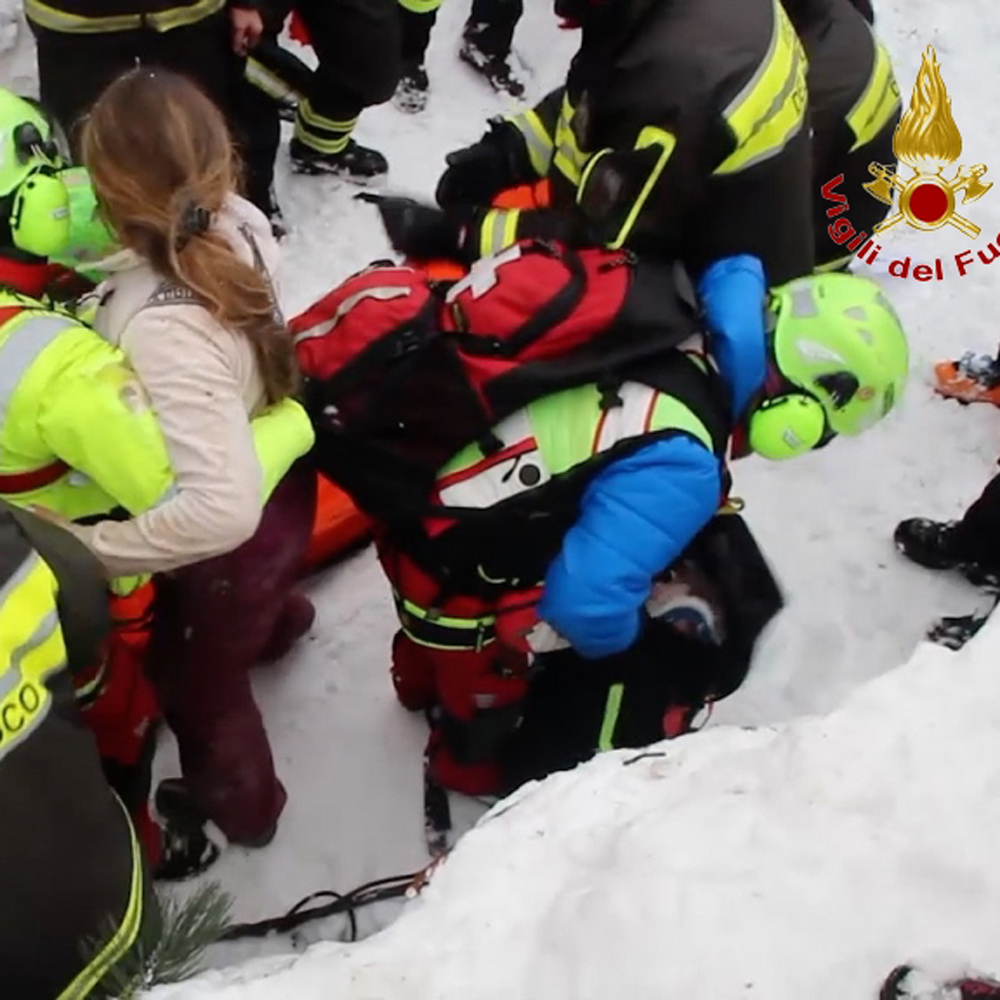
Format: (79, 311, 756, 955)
(864, 45, 991, 237)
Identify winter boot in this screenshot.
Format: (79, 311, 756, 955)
(895, 518, 965, 570)
(927, 607, 996, 650)
(259, 186, 288, 241)
(289, 138, 388, 184)
(882, 963, 1000, 999)
(895, 518, 1000, 587)
(394, 63, 430, 114)
(458, 34, 525, 98)
(153, 779, 221, 882)
(934, 350, 1000, 406)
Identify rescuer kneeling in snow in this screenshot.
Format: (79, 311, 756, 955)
(0, 500, 160, 997)
(432, 271, 908, 794)
(295, 244, 910, 799)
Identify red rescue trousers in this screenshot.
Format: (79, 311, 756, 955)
(376, 537, 530, 796)
(76, 583, 163, 867)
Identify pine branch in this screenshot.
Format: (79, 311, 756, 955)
(151, 882, 234, 985)
(79, 880, 234, 997)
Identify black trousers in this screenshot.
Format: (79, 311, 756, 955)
(498, 627, 729, 794)
(32, 11, 241, 151)
(400, 0, 523, 68)
(812, 109, 900, 269)
(291, 0, 401, 152)
(952, 471, 1000, 568)
(465, 0, 523, 57)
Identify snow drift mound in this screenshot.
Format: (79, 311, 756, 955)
(153, 615, 1000, 1000)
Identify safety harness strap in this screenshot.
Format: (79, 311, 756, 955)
(393, 590, 496, 651)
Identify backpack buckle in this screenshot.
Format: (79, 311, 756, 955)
(597, 375, 624, 410)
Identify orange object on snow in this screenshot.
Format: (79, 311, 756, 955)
(934, 358, 1000, 406)
(302, 472, 372, 573)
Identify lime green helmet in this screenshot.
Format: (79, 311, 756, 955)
(749, 272, 909, 460)
(0, 87, 73, 259)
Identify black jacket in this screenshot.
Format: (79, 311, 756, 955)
(0, 503, 158, 998)
(469, 0, 815, 284)
(782, 0, 899, 170)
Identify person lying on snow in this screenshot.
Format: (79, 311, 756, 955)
(0, 500, 160, 998)
(0, 85, 315, 876)
(295, 244, 910, 798)
(367, 0, 816, 286)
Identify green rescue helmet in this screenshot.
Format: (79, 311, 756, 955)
(0, 87, 73, 258)
(769, 272, 909, 437)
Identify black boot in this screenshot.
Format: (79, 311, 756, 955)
(289, 138, 388, 184)
(895, 518, 1000, 587)
(394, 62, 430, 114)
(894, 518, 964, 570)
(927, 609, 994, 650)
(153, 779, 222, 882)
(258, 186, 288, 241)
(459, 33, 525, 98)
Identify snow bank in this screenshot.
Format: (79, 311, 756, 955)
(154, 615, 1000, 1000)
(0, 1, 36, 96)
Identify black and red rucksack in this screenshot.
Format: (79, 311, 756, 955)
(292, 239, 726, 535)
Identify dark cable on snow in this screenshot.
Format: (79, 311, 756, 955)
(218, 872, 422, 943)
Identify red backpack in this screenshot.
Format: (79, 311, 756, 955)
(292, 240, 710, 529)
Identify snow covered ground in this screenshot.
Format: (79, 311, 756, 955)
(5, 0, 1000, 993)
(153, 610, 1000, 1000)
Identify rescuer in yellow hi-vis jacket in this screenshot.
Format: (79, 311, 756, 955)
(0, 86, 315, 877)
(0, 499, 161, 999)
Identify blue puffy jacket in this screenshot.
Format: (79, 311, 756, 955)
(538, 255, 766, 658)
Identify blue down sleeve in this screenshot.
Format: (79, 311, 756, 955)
(539, 434, 722, 659)
(696, 255, 767, 418)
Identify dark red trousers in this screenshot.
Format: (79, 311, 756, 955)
(146, 460, 317, 844)
(377, 539, 529, 796)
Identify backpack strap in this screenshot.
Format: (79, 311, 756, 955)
(454, 241, 589, 357)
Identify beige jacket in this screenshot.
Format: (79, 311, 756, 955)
(71, 194, 283, 578)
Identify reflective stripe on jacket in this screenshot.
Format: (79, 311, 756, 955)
(0, 502, 157, 997)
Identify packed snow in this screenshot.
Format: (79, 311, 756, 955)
(4, 0, 1000, 994)
(153, 611, 1000, 1000)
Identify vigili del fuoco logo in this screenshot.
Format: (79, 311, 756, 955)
(823, 45, 994, 280)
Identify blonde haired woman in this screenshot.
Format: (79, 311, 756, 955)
(76, 68, 316, 848)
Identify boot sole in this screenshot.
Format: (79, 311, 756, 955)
(290, 160, 388, 186)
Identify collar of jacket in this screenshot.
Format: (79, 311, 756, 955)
(0, 256, 61, 299)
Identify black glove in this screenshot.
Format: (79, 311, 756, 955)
(357, 194, 469, 262)
(435, 120, 528, 211)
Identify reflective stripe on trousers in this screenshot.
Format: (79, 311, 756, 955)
(25, 0, 225, 33)
(57, 796, 147, 999)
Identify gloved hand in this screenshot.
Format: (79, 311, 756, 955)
(357, 193, 469, 262)
(435, 121, 526, 210)
(496, 587, 571, 654)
